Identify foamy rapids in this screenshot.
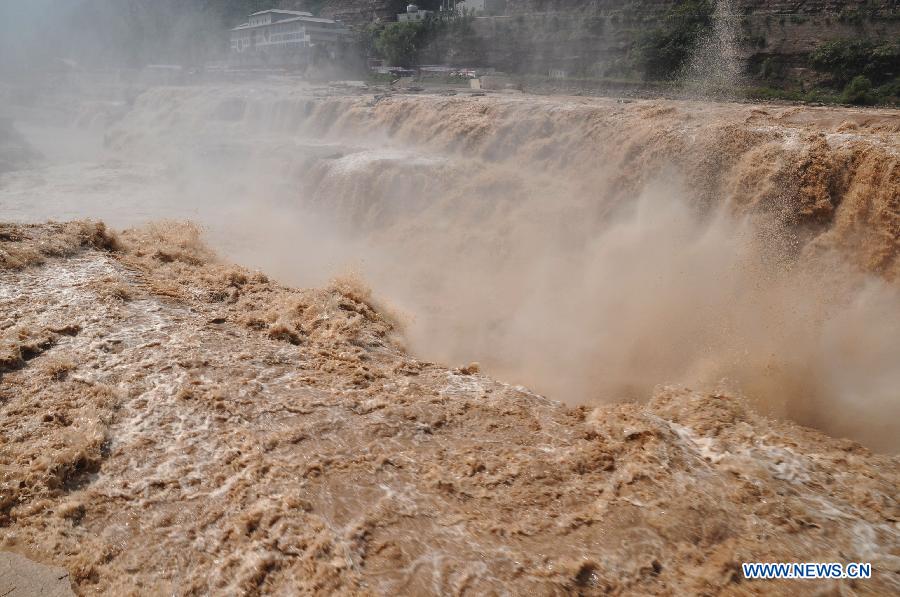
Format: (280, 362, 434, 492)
(3, 83, 900, 450)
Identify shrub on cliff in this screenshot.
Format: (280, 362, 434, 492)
(875, 77, 900, 104)
(638, 0, 713, 80)
(841, 75, 875, 105)
(810, 40, 900, 87)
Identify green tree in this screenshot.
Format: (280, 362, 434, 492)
(376, 22, 425, 67)
(841, 75, 875, 105)
(810, 40, 900, 86)
(638, 0, 713, 80)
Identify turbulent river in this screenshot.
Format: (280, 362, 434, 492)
(2, 80, 900, 595)
(2, 82, 900, 451)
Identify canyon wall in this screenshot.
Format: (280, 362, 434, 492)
(469, 0, 900, 77)
(323, 0, 899, 80)
(320, 0, 406, 23)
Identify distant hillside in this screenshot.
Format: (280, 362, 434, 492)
(2, 0, 895, 102)
(467, 0, 900, 77)
(349, 0, 899, 102)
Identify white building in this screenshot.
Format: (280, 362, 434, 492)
(229, 9, 350, 67)
(397, 4, 434, 23)
(443, 0, 506, 15)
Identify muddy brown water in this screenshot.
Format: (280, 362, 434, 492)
(0, 87, 898, 594)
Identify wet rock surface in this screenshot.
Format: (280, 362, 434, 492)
(0, 551, 74, 597)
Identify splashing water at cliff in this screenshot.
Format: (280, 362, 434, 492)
(684, 0, 745, 97)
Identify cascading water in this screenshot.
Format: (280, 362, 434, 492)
(2, 80, 900, 595)
(2, 84, 900, 450)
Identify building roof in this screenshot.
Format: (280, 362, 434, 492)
(232, 15, 347, 31)
(250, 9, 313, 17)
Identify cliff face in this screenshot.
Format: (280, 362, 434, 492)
(323, 0, 899, 80)
(469, 0, 900, 76)
(320, 0, 405, 24)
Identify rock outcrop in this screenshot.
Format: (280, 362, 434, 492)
(322, 0, 899, 80)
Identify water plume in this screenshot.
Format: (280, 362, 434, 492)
(683, 0, 745, 98)
(346, 181, 900, 452)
